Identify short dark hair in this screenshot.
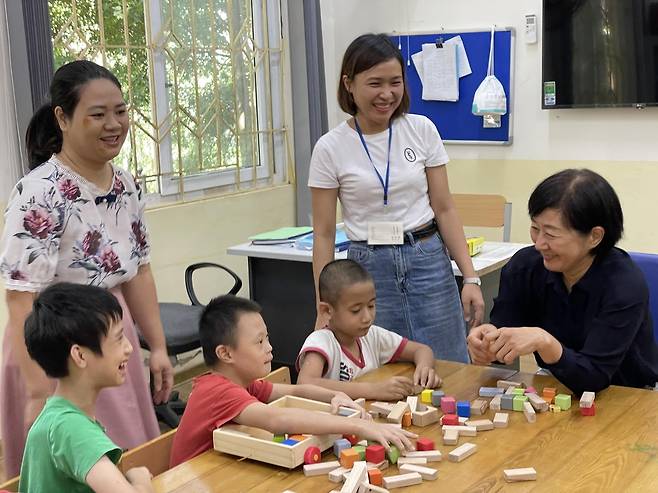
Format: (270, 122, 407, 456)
(199, 295, 262, 366)
(24, 282, 123, 378)
(528, 168, 624, 255)
(319, 259, 374, 305)
(337, 33, 410, 118)
(26, 60, 122, 169)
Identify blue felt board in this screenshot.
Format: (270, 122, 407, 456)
(392, 29, 513, 144)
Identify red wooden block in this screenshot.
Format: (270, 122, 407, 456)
(368, 468, 383, 486)
(304, 446, 321, 464)
(365, 444, 386, 463)
(441, 414, 459, 426)
(343, 433, 359, 445)
(402, 411, 412, 427)
(416, 437, 435, 451)
(580, 402, 596, 416)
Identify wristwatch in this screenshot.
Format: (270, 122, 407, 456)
(463, 277, 482, 286)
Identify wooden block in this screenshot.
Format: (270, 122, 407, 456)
(386, 445, 400, 465)
(370, 402, 395, 414)
(525, 386, 536, 394)
(512, 388, 525, 396)
(504, 386, 517, 395)
(340, 448, 360, 469)
(334, 438, 353, 458)
(343, 434, 359, 445)
(365, 444, 386, 464)
(440, 413, 459, 426)
(555, 394, 572, 410)
(368, 468, 383, 486)
(303, 460, 341, 476)
(397, 456, 428, 465)
(328, 466, 351, 483)
(382, 472, 423, 489)
(360, 484, 390, 493)
(353, 445, 366, 460)
(400, 450, 442, 462)
(497, 380, 519, 389)
(479, 386, 504, 397)
(527, 393, 549, 412)
(493, 412, 509, 428)
(580, 391, 595, 408)
(513, 395, 529, 411)
(470, 399, 489, 415)
(581, 402, 596, 416)
(368, 410, 380, 419)
(411, 405, 439, 427)
(420, 388, 433, 404)
(501, 394, 515, 410)
(448, 442, 477, 462)
(340, 461, 367, 493)
(387, 402, 410, 423)
(401, 411, 412, 428)
(443, 428, 459, 445)
(523, 401, 536, 423)
(440, 396, 456, 413)
(503, 467, 537, 482)
(490, 394, 502, 411)
(354, 398, 366, 409)
(458, 416, 468, 424)
(442, 425, 477, 436)
(366, 459, 389, 471)
(465, 419, 494, 431)
(415, 437, 435, 451)
(399, 463, 438, 481)
(549, 404, 562, 413)
(456, 400, 471, 418)
(406, 396, 418, 412)
(431, 390, 445, 406)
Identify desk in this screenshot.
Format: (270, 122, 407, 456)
(152, 361, 658, 492)
(227, 241, 528, 372)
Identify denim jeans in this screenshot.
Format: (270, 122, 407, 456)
(348, 231, 470, 363)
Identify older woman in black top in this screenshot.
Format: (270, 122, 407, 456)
(468, 169, 658, 394)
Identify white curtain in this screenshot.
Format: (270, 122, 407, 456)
(0, 0, 23, 202)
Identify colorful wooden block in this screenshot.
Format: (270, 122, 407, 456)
(456, 400, 471, 418)
(340, 448, 359, 468)
(513, 395, 529, 411)
(353, 445, 366, 460)
(549, 404, 562, 413)
(416, 437, 435, 451)
(401, 411, 412, 427)
(543, 387, 557, 403)
(580, 391, 595, 408)
(333, 438, 352, 458)
(365, 444, 386, 463)
(581, 402, 596, 416)
(368, 468, 383, 486)
(273, 434, 285, 443)
(281, 438, 298, 446)
(555, 394, 572, 410)
(441, 413, 459, 426)
(288, 434, 307, 441)
(503, 467, 537, 482)
(525, 386, 536, 394)
(421, 388, 433, 404)
(479, 386, 504, 397)
(431, 390, 445, 406)
(343, 433, 359, 445)
(440, 396, 456, 413)
(448, 442, 477, 462)
(470, 399, 488, 415)
(386, 445, 400, 465)
(501, 394, 515, 410)
(512, 387, 525, 395)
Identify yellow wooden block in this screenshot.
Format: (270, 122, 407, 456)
(421, 389, 433, 404)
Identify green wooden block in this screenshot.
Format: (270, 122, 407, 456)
(512, 388, 525, 395)
(353, 445, 366, 460)
(386, 445, 400, 464)
(273, 434, 285, 443)
(555, 394, 572, 410)
(513, 395, 529, 411)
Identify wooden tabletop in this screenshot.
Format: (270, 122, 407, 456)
(153, 361, 658, 492)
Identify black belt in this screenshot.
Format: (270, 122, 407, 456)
(404, 221, 438, 243)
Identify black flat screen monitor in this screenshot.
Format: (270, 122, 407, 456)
(542, 0, 658, 108)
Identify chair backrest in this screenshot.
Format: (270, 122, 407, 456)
(453, 193, 512, 242)
(629, 252, 658, 342)
(263, 365, 291, 384)
(118, 428, 177, 477)
(0, 475, 19, 492)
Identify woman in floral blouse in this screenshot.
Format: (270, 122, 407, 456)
(0, 60, 174, 477)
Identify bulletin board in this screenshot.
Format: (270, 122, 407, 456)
(392, 28, 515, 145)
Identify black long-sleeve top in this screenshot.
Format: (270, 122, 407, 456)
(490, 246, 658, 394)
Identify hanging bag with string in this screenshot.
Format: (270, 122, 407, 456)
(472, 26, 507, 115)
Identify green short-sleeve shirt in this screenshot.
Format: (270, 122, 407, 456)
(19, 396, 122, 493)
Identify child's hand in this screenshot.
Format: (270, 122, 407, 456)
(413, 365, 442, 389)
(357, 421, 417, 452)
(330, 392, 370, 419)
(125, 466, 153, 486)
(373, 376, 415, 401)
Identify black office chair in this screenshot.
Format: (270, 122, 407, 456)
(141, 262, 242, 429)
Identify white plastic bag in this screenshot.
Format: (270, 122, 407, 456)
(472, 27, 507, 115)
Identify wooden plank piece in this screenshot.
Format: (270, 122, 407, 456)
(503, 467, 538, 482)
(328, 466, 351, 483)
(442, 425, 477, 436)
(448, 443, 477, 463)
(340, 461, 367, 493)
(398, 463, 438, 480)
(397, 456, 427, 465)
(465, 419, 494, 431)
(382, 472, 423, 489)
(443, 428, 459, 445)
(387, 401, 410, 423)
(493, 412, 509, 428)
(303, 460, 341, 476)
(400, 450, 442, 462)
(580, 391, 595, 408)
(523, 401, 536, 423)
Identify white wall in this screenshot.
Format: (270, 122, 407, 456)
(319, 0, 658, 252)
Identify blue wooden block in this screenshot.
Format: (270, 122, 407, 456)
(501, 394, 515, 411)
(281, 438, 298, 446)
(479, 386, 504, 397)
(456, 400, 471, 418)
(431, 390, 445, 406)
(333, 438, 352, 458)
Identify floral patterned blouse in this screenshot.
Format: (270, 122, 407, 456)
(0, 156, 150, 292)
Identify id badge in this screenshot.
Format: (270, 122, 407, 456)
(367, 222, 404, 245)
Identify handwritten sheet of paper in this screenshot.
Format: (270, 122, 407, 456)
(444, 35, 472, 78)
(421, 43, 458, 101)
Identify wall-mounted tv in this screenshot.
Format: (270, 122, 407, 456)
(542, 0, 658, 109)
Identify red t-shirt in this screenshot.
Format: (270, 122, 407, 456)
(169, 373, 273, 467)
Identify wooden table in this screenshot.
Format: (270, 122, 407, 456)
(153, 361, 658, 492)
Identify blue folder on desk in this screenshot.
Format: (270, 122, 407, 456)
(295, 229, 350, 252)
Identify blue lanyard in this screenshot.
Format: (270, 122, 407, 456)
(354, 118, 392, 206)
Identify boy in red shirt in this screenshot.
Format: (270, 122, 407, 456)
(170, 295, 415, 467)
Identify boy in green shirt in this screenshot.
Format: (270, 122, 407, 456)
(19, 283, 153, 493)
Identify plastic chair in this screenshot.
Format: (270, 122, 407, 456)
(142, 262, 242, 428)
(629, 252, 658, 343)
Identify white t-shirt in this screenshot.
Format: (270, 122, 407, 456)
(308, 113, 449, 241)
(296, 326, 408, 382)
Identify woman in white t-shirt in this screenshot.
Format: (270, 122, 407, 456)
(309, 33, 484, 363)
